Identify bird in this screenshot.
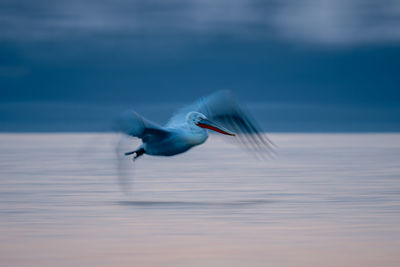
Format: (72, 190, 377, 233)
(116, 90, 275, 162)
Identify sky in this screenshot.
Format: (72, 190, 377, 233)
(1, 0, 400, 132)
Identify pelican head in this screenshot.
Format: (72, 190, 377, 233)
(186, 112, 235, 136)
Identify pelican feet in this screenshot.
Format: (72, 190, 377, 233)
(125, 148, 145, 161)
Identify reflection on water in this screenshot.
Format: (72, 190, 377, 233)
(118, 199, 273, 208)
(0, 133, 400, 267)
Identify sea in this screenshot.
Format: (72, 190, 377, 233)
(0, 133, 399, 267)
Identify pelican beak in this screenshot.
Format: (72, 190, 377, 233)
(196, 119, 235, 136)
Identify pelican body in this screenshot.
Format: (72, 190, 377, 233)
(118, 90, 274, 160)
(121, 112, 235, 159)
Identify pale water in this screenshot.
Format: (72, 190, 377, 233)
(0, 134, 399, 267)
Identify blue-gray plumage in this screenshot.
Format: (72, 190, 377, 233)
(117, 90, 274, 161)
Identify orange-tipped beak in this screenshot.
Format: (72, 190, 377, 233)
(196, 118, 235, 136)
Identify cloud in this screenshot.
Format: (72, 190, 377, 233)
(0, 66, 30, 76)
(1, 0, 400, 45)
(273, 0, 400, 45)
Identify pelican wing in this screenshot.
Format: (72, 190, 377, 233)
(115, 111, 171, 193)
(167, 90, 275, 157)
(118, 111, 170, 142)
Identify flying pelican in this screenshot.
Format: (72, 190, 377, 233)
(117, 90, 274, 162)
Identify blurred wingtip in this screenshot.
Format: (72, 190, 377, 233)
(115, 134, 137, 195)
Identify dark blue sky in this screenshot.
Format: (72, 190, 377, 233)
(1, 0, 400, 131)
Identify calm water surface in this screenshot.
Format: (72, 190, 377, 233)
(0, 133, 399, 267)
